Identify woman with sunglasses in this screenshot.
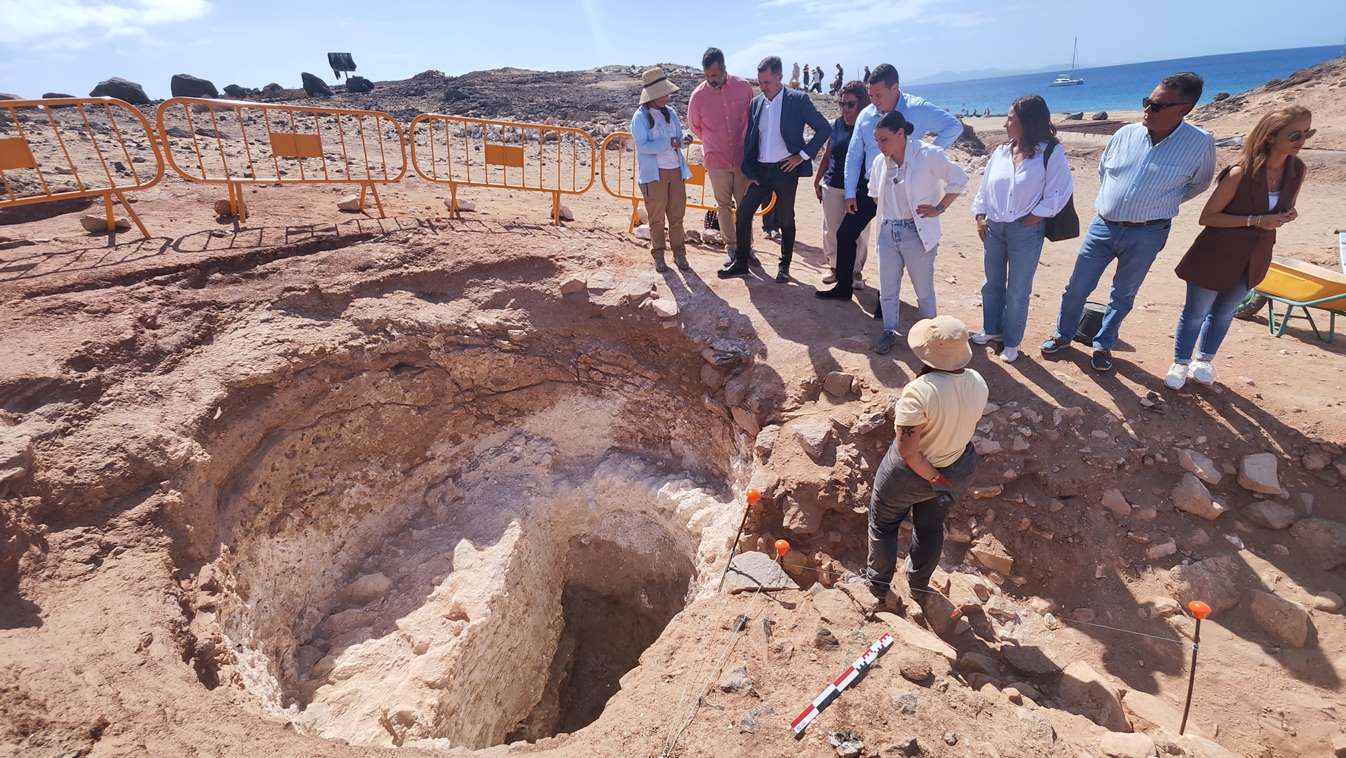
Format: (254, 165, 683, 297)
(1166, 106, 1311, 389)
(970, 94, 1073, 362)
(815, 80, 872, 290)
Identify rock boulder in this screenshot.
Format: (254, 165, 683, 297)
(1060, 660, 1130, 732)
(346, 76, 375, 93)
(170, 73, 218, 98)
(1248, 590, 1312, 647)
(1168, 554, 1243, 614)
(1289, 518, 1346, 570)
(1172, 473, 1226, 520)
(89, 77, 150, 104)
(301, 72, 333, 97)
(1237, 452, 1281, 494)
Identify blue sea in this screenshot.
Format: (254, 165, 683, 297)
(904, 45, 1343, 115)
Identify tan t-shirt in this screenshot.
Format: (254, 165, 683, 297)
(892, 369, 989, 468)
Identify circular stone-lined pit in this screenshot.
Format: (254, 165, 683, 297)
(187, 343, 741, 750)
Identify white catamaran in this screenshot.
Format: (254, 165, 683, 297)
(1051, 37, 1085, 87)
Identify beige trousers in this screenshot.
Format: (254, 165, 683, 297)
(641, 168, 687, 255)
(821, 184, 870, 275)
(707, 167, 750, 254)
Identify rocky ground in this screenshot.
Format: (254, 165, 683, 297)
(2, 60, 1346, 758)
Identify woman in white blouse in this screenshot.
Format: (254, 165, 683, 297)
(970, 95, 1073, 362)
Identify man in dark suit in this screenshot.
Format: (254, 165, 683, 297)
(719, 55, 831, 283)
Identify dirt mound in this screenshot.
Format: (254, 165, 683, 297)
(1193, 54, 1346, 149)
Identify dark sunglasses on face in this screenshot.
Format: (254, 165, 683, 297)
(1285, 128, 1316, 142)
(1142, 97, 1190, 112)
(840, 100, 859, 110)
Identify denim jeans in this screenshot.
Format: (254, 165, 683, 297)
(877, 219, 937, 334)
(981, 219, 1047, 349)
(1054, 216, 1172, 350)
(1173, 280, 1250, 361)
(866, 441, 977, 593)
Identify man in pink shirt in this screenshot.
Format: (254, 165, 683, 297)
(688, 47, 755, 265)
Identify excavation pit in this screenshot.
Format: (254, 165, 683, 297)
(180, 328, 743, 750)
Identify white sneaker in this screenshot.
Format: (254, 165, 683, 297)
(1189, 360, 1215, 385)
(970, 332, 1000, 345)
(999, 346, 1020, 363)
(1164, 362, 1189, 389)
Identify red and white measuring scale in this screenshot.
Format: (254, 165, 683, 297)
(788, 631, 894, 737)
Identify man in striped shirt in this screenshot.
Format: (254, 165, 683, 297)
(1042, 72, 1216, 372)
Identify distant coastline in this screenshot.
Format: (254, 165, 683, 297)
(904, 44, 1342, 114)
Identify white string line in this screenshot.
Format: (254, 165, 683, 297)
(737, 552, 1192, 648)
(656, 591, 766, 758)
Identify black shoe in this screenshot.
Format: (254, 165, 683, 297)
(749, 254, 763, 268)
(1040, 334, 1072, 354)
(672, 253, 691, 272)
(717, 259, 751, 279)
(814, 286, 852, 300)
(1091, 349, 1114, 372)
(775, 266, 790, 283)
(651, 252, 669, 274)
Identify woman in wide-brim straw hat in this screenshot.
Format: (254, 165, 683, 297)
(864, 315, 988, 612)
(630, 66, 693, 273)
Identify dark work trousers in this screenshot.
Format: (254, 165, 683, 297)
(735, 162, 800, 269)
(865, 441, 977, 594)
(831, 179, 877, 297)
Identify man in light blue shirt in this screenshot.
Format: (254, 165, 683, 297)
(1042, 72, 1216, 372)
(816, 63, 962, 302)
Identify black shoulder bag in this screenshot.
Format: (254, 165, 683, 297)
(1041, 140, 1080, 242)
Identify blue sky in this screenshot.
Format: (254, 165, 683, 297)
(1, 0, 1343, 98)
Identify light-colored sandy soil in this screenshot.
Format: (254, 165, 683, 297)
(1, 67, 1344, 758)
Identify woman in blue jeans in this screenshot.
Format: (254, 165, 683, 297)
(1167, 105, 1309, 388)
(970, 95, 1073, 362)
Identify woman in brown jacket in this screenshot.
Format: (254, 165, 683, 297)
(1166, 105, 1311, 389)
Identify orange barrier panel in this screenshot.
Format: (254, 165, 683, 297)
(155, 97, 407, 223)
(598, 132, 774, 233)
(0, 97, 165, 238)
(408, 114, 596, 224)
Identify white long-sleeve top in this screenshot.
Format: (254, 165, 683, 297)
(971, 141, 1073, 222)
(867, 139, 969, 252)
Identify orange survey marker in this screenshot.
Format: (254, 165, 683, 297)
(155, 97, 407, 223)
(0, 97, 164, 238)
(598, 132, 775, 233)
(409, 114, 596, 224)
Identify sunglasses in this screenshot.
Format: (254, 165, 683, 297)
(1285, 128, 1316, 142)
(840, 100, 860, 110)
(1142, 97, 1191, 112)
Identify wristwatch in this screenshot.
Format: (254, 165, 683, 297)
(934, 201, 946, 214)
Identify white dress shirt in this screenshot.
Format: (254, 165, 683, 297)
(971, 141, 1074, 222)
(867, 140, 969, 252)
(756, 89, 809, 163)
(874, 156, 915, 221)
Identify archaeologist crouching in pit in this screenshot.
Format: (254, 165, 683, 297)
(631, 66, 693, 273)
(865, 315, 987, 613)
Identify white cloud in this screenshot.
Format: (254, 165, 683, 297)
(731, 0, 991, 74)
(0, 0, 210, 45)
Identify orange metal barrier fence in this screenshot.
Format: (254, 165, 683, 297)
(408, 114, 596, 224)
(155, 97, 407, 223)
(598, 132, 774, 233)
(0, 97, 164, 238)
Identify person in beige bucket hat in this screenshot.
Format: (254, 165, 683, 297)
(908, 314, 974, 371)
(864, 315, 989, 613)
(630, 66, 692, 272)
